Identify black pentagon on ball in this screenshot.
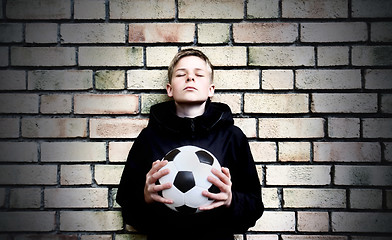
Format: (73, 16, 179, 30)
(164, 149, 181, 161)
(175, 205, 198, 214)
(173, 171, 195, 193)
(195, 150, 214, 165)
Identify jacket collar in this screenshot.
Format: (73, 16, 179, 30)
(149, 99, 233, 136)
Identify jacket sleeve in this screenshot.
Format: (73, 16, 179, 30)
(226, 127, 264, 232)
(116, 129, 158, 232)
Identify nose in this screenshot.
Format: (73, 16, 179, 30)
(186, 77, 195, 82)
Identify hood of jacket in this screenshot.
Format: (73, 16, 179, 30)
(148, 99, 234, 137)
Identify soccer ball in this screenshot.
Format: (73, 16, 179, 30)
(157, 145, 221, 214)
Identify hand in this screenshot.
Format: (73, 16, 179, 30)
(144, 160, 173, 205)
(199, 167, 232, 211)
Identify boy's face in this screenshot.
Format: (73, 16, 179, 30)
(166, 56, 215, 105)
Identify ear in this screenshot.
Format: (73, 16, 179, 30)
(166, 83, 174, 97)
(208, 84, 215, 97)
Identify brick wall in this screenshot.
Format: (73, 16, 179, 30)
(0, 0, 391, 239)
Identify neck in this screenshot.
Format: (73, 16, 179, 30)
(175, 101, 207, 118)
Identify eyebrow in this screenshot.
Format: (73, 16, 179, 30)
(175, 68, 206, 72)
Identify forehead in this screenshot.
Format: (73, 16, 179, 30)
(174, 56, 210, 71)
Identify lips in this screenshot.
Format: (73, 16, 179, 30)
(184, 86, 197, 91)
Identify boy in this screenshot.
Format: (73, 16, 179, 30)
(116, 49, 264, 240)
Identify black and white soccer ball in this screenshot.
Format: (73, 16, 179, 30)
(158, 145, 221, 214)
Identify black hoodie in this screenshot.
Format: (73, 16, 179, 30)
(116, 100, 264, 240)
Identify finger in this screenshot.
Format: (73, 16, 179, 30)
(153, 182, 172, 192)
(146, 160, 169, 184)
(199, 200, 224, 211)
(151, 194, 173, 204)
(211, 167, 231, 185)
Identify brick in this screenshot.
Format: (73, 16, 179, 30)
(328, 118, 360, 138)
(211, 94, 242, 114)
(371, 22, 392, 42)
(301, 23, 367, 42)
(0, 212, 55, 232)
(215, 70, 260, 90)
(0, 70, 25, 90)
(41, 94, 72, 114)
(382, 94, 392, 113)
(146, 47, 179, 67)
(314, 142, 381, 162)
(0, 47, 8, 66)
(282, 235, 346, 240)
(141, 94, 171, 114)
(60, 211, 122, 231)
(352, 0, 392, 18)
(189, 46, 247, 66)
(0, 23, 23, 42)
(15, 235, 79, 240)
(41, 142, 106, 162)
(250, 142, 276, 162)
(317, 47, 350, 66)
(26, 23, 57, 43)
(6, 0, 71, 19)
(262, 188, 280, 208)
(250, 211, 295, 231)
(0, 118, 19, 138)
(334, 166, 392, 186)
(259, 118, 325, 139)
(178, 0, 244, 19)
(249, 47, 315, 66)
(283, 188, 346, 208)
(247, 235, 278, 240)
(363, 118, 392, 138)
(110, 0, 175, 19)
(385, 142, 392, 162)
(79, 47, 143, 67)
(74, 94, 139, 115)
(296, 70, 361, 89)
(352, 237, 391, 240)
(388, 190, 392, 209)
(109, 142, 133, 162)
(266, 165, 330, 185)
(247, 0, 279, 18)
(22, 118, 87, 138)
(311, 93, 377, 113)
(332, 212, 392, 232)
(350, 189, 382, 209)
(234, 118, 257, 138)
(278, 142, 310, 162)
(352, 46, 392, 66)
(45, 188, 108, 208)
(95, 70, 125, 90)
(282, 0, 348, 18)
(129, 23, 194, 43)
(298, 212, 329, 232)
(10, 188, 41, 208)
(198, 23, 230, 44)
(61, 165, 92, 185)
(28, 70, 93, 90)
(61, 24, 125, 43)
(81, 235, 112, 240)
(365, 69, 392, 89)
(94, 165, 124, 185)
(0, 142, 38, 162)
(0, 165, 57, 185)
(12, 47, 76, 66)
(0, 94, 38, 113)
(234, 23, 298, 43)
(74, 0, 106, 20)
(262, 70, 294, 90)
(245, 94, 308, 114)
(90, 118, 148, 139)
(127, 70, 167, 90)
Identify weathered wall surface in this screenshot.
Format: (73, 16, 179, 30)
(0, 0, 391, 239)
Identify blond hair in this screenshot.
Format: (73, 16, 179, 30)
(167, 48, 214, 83)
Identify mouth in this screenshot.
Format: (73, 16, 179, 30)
(184, 86, 197, 91)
